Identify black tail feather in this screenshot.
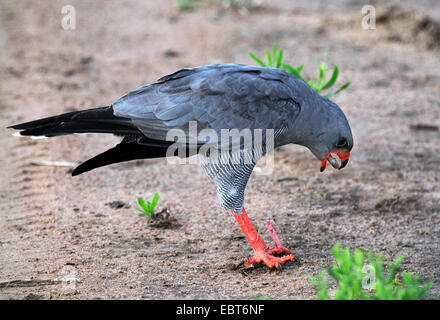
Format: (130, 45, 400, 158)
(9, 106, 195, 175)
(72, 142, 171, 176)
(9, 106, 140, 137)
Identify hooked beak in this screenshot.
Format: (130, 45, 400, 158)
(320, 150, 350, 172)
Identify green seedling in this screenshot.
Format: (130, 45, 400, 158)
(249, 44, 351, 97)
(135, 192, 159, 219)
(176, 0, 259, 11)
(175, 0, 203, 11)
(310, 244, 432, 300)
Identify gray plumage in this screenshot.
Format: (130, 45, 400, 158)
(113, 64, 302, 144)
(9, 63, 353, 214)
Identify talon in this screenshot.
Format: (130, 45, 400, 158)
(234, 260, 246, 270)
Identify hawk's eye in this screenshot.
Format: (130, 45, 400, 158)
(336, 138, 348, 148)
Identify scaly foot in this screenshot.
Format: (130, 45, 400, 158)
(233, 209, 294, 269)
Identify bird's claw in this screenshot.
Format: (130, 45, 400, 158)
(233, 209, 295, 270)
(244, 246, 294, 269)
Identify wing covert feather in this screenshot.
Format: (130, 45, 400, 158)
(113, 64, 302, 143)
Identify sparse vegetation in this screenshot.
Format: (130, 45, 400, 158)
(176, 0, 262, 12)
(175, 0, 202, 11)
(135, 192, 159, 220)
(249, 44, 351, 97)
(310, 244, 432, 300)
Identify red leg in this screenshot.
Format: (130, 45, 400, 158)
(233, 208, 294, 269)
(266, 220, 282, 248)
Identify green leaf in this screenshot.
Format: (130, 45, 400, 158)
(275, 48, 283, 68)
(324, 81, 351, 98)
(265, 49, 273, 67)
(389, 254, 404, 281)
(281, 63, 295, 74)
(317, 62, 325, 87)
(322, 66, 339, 91)
(151, 192, 159, 210)
(272, 43, 277, 64)
(248, 52, 266, 67)
(137, 197, 149, 212)
(134, 206, 145, 214)
(281, 63, 304, 81)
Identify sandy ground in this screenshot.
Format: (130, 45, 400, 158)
(0, 0, 439, 299)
